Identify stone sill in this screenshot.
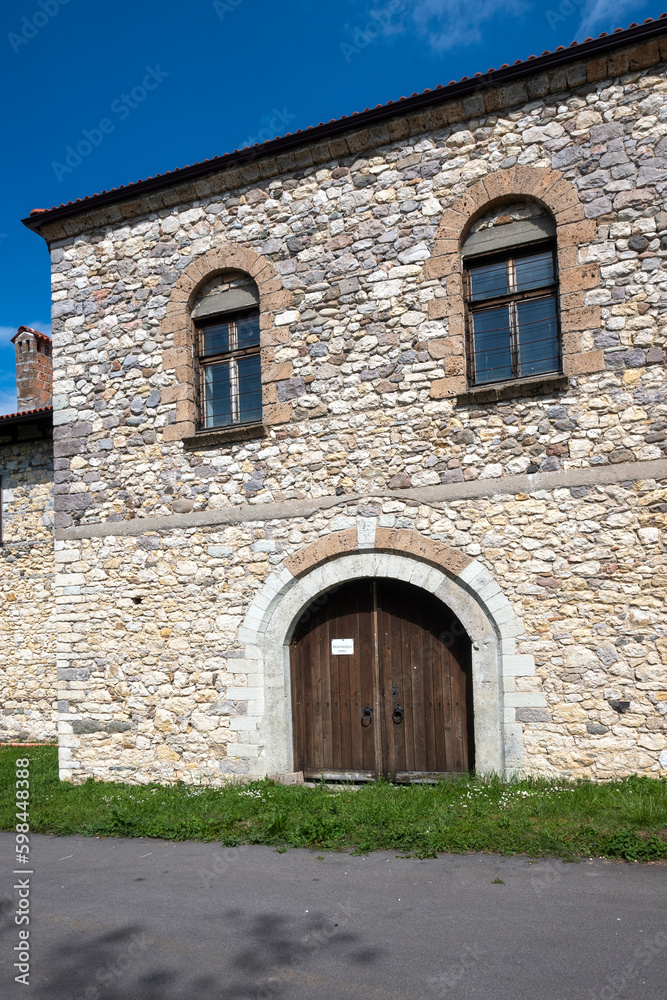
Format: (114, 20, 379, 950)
(456, 373, 569, 405)
(183, 422, 267, 449)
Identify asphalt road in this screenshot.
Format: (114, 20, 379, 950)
(1, 833, 666, 1000)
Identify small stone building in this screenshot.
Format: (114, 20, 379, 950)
(4, 18, 667, 783)
(1, 328, 55, 742)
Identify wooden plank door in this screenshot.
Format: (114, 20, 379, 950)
(290, 580, 378, 780)
(376, 581, 474, 781)
(290, 578, 473, 781)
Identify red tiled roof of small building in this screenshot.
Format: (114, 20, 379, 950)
(22, 16, 667, 230)
(10, 327, 52, 345)
(0, 406, 53, 423)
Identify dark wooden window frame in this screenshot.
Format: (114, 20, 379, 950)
(194, 309, 262, 433)
(463, 239, 562, 388)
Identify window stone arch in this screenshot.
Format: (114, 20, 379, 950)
(159, 243, 293, 442)
(425, 165, 604, 399)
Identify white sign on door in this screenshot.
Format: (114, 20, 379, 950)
(331, 639, 354, 655)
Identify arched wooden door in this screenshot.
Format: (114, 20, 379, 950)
(289, 579, 474, 782)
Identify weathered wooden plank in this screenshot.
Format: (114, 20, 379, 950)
(291, 577, 473, 781)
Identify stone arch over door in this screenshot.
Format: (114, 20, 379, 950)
(425, 164, 604, 398)
(236, 525, 542, 778)
(159, 241, 294, 440)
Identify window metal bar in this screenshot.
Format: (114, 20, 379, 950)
(195, 310, 262, 431)
(507, 259, 518, 378)
(467, 282, 557, 310)
(466, 311, 558, 338)
(465, 242, 560, 387)
(465, 333, 561, 355)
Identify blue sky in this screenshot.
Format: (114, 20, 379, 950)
(0, 0, 655, 412)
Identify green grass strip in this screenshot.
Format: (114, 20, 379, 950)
(2, 746, 666, 861)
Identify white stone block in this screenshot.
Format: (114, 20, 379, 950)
(242, 674, 264, 688)
(485, 592, 512, 614)
(504, 707, 519, 726)
(502, 654, 536, 677)
(499, 619, 525, 639)
(503, 724, 526, 770)
(242, 608, 268, 632)
(238, 627, 259, 645)
(55, 573, 86, 587)
(249, 592, 273, 613)
(226, 660, 251, 675)
(476, 580, 502, 602)
(492, 603, 517, 625)
(275, 310, 300, 326)
(230, 744, 263, 758)
(504, 692, 547, 708)
(229, 717, 260, 731)
(262, 573, 288, 598)
(356, 517, 377, 549)
(457, 560, 487, 587)
(227, 686, 262, 700)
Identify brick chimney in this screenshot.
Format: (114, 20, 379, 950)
(10, 326, 53, 412)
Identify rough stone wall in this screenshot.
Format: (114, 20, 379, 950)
(0, 433, 56, 742)
(40, 47, 667, 781)
(54, 476, 666, 783)
(47, 63, 667, 523)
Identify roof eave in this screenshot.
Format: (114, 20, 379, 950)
(0, 408, 54, 429)
(21, 16, 667, 235)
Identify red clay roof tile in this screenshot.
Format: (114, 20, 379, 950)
(21, 16, 667, 231)
(0, 406, 53, 423)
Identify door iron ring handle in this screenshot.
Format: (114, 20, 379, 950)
(361, 705, 373, 727)
(392, 705, 404, 725)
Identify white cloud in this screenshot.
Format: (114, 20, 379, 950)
(0, 385, 18, 417)
(576, 0, 646, 40)
(362, 0, 527, 53)
(0, 320, 52, 347)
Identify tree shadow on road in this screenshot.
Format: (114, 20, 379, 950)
(33, 907, 383, 999)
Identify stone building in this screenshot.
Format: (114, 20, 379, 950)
(0, 328, 55, 743)
(4, 17, 667, 782)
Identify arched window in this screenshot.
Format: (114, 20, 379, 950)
(192, 272, 262, 430)
(462, 203, 560, 386)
